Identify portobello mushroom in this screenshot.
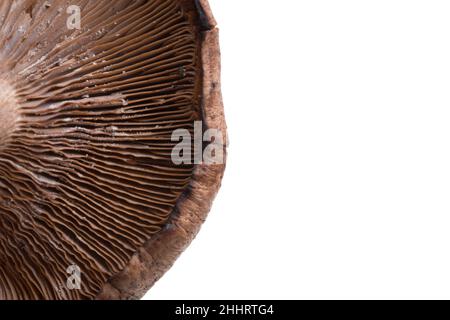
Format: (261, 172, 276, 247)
(0, 0, 226, 300)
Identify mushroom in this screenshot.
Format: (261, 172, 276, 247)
(0, 0, 226, 300)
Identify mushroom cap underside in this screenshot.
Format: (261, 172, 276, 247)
(0, 0, 225, 300)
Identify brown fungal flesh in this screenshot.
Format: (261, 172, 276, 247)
(0, 0, 226, 300)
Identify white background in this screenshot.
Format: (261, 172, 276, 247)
(147, 0, 450, 299)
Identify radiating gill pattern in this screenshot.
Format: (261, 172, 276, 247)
(0, 0, 202, 299)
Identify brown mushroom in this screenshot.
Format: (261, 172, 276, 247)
(0, 0, 226, 300)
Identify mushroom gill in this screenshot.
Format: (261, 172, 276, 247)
(0, 0, 226, 300)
